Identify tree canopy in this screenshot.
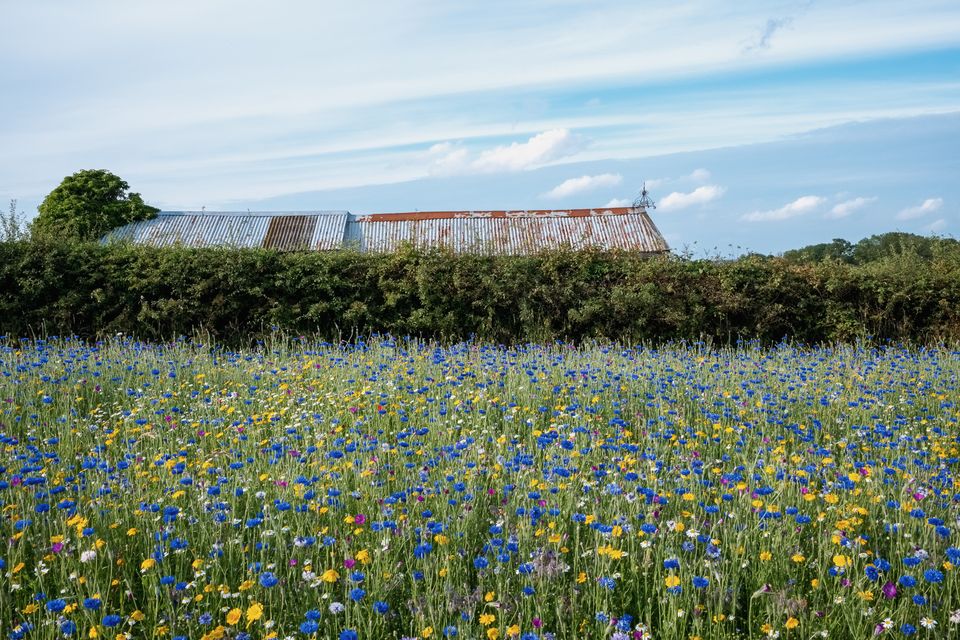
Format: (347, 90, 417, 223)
(781, 232, 960, 265)
(32, 169, 158, 241)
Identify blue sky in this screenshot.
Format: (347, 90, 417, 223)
(1, 0, 958, 254)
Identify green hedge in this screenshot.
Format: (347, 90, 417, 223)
(2, 239, 960, 344)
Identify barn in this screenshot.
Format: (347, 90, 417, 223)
(106, 205, 668, 255)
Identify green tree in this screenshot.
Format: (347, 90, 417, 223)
(32, 169, 158, 241)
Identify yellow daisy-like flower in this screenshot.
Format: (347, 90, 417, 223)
(665, 575, 681, 588)
(785, 617, 799, 629)
(480, 614, 496, 626)
(226, 608, 242, 626)
(245, 602, 263, 625)
(321, 569, 340, 583)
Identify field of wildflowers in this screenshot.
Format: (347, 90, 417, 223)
(1, 337, 958, 640)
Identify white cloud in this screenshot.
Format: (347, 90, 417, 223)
(659, 185, 726, 211)
(689, 168, 711, 183)
(473, 128, 583, 172)
(827, 196, 876, 219)
(925, 218, 947, 233)
(425, 129, 586, 177)
(544, 173, 622, 198)
(741, 195, 825, 222)
(896, 197, 943, 220)
(604, 197, 632, 208)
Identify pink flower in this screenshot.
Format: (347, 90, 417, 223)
(344, 558, 356, 569)
(532, 618, 542, 629)
(51, 542, 64, 553)
(354, 514, 366, 525)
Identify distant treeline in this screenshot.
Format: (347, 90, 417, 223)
(2, 233, 959, 344)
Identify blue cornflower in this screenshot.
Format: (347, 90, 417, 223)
(898, 575, 917, 588)
(443, 626, 458, 637)
(305, 609, 322, 620)
(349, 587, 365, 602)
(259, 572, 279, 588)
(901, 623, 916, 636)
(102, 614, 122, 627)
(300, 621, 319, 634)
(373, 601, 389, 614)
(83, 597, 101, 610)
(923, 569, 944, 583)
(339, 630, 358, 640)
(692, 576, 709, 589)
(663, 558, 680, 570)
(46, 599, 67, 613)
(474, 556, 489, 570)
(59, 620, 77, 635)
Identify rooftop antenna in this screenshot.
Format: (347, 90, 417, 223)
(634, 182, 656, 211)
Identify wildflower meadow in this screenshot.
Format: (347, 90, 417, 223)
(1, 337, 958, 640)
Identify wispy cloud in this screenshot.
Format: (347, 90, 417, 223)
(604, 197, 632, 208)
(896, 197, 943, 220)
(827, 196, 876, 218)
(743, 16, 794, 52)
(925, 218, 948, 233)
(689, 168, 711, 183)
(473, 129, 584, 173)
(741, 195, 825, 222)
(544, 173, 622, 198)
(426, 129, 585, 176)
(659, 185, 726, 211)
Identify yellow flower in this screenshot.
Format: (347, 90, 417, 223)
(226, 609, 242, 626)
(140, 558, 155, 572)
(785, 617, 799, 629)
(486, 629, 500, 640)
(577, 571, 587, 584)
(665, 575, 681, 588)
(832, 555, 849, 568)
(759, 551, 772, 561)
(507, 625, 520, 637)
(421, 627, 433, 639)
(356, 549, 371, 564)
(484, 591, 496, 602)
(791, 553, 805, 563)
(245, 602, 263, 626)
(317, 569, 337, 583)
(859, 590, 874, 601)
(480, 614, 496, 626)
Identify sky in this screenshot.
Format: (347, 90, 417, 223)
(1, 0, 959, 254)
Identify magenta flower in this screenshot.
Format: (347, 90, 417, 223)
(882, 581, 897, 599)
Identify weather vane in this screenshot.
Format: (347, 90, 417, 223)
(634, 182, 656, 210)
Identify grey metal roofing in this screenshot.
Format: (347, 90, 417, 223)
(107, 207, 669, 254)
(107, 211, 350, 250)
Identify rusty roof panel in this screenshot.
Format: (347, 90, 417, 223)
(350, 209, 668, 254)
(264, 215, 316, 251)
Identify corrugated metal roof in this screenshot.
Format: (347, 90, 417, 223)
(351, 207, 668, 254)
(107, 211, 348, 250)
(107, 207, 668, 254)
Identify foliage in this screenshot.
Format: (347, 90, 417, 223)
(31, 169, 158, 241)
(781, 232, 960, 265)
(1, 338, 958, 640)
(1, 199, 29, 242)
(3, 239, 960, 344)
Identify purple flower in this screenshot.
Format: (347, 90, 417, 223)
(882, 581, 897, 599)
